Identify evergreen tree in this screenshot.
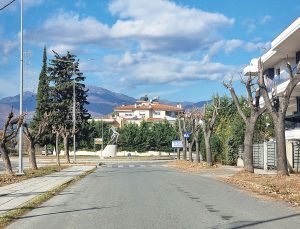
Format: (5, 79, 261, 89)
(48, 51, 90, 164)
(31, 47, 50, 136)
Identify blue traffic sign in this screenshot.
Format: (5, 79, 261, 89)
(183, 132, 191, 138)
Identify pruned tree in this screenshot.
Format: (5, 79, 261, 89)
(224, 77, 266, 173)
(52, 126, 64, 166)
(201, 97, 220, 166)
(23, 113, 50, 170)
(0, 112, 25, 175)
(190, 108, 203, 163)
(177, 111, 187, 160)
(258, 58, 300, 175)
(62, 127, 71, 163)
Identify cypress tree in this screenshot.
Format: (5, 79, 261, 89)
(31, 47, 51, 146)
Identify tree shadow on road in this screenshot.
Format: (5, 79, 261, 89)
(221, 213, 300, 229)
(15, 206, 115, 220)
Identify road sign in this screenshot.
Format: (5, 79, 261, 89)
(172, 140, 183, 148)
(183, 132, 191, 138)
(94, 138, 103, 145)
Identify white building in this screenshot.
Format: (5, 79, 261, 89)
(243, 16, 300, 170)
(113, 97, 184, 127)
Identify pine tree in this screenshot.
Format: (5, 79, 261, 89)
(48, 51, 90, 164)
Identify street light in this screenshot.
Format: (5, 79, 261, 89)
(18, 0, 24, 174)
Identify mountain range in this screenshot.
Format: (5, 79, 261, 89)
(0, 86, 206, 127)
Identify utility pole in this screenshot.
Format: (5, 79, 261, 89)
(101, 120, 104, 159)
(18, 0, 24, 174)
(73, 79, 76, 163)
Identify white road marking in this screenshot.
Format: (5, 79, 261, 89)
(129, 165, 135, 168)
(118, 165, 124, 168)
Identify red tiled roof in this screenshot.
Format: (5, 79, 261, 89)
(114, 103, 184, 111)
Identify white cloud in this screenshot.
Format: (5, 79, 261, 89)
(28, 12, 110, 46)
(109, 0, 234, 52)
(48, 44, 84, 55)
(245, 41, 271, 52)
(75, 0, 86, 9)
(103, 52, 239, 86)
(261, 15, 272, 25)
(28, 0, 234, 53)
(0, 39, 18, 65)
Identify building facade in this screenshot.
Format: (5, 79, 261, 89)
(113, 97, 184, 127)
(91, 97, 184, 127)
(243, 16, 300, 170)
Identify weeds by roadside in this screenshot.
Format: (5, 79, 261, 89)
(223, 171, 300, 207)
(0, 165, 69, 187)
(0, 167, 96, 229)
(167, 160, 218, 172)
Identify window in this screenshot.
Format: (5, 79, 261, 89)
(139, 111, 146, 118)
(154, 111, 160, 116)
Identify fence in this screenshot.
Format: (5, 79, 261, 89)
(239, 141, 276, 170)
(292, 143, 300, 172)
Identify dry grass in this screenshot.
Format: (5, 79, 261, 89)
(223, 171, 300, 207)
(0, 165, 69, 187)
(167, 160, 218, 172)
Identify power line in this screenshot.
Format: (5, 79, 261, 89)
(0, 0, 16, 11)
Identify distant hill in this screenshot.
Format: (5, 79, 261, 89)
(184, 101, 208, 109)
(0, 86, 207, 127)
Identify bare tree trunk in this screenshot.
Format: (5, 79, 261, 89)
(177, 148, 180, 160)
(45, 145, 48, 156)
(189, 139, 195, 162)
(243, 119, 256, 173)
(63, 135, 70, 164)
(182, 139, 187, 160)
(204, 132, 212, 166)
(195, 140, 200, 163)
(0, 145, 13, 175)
(274, 117, 289, 176)
(56, 133, 60, 166)
(29, 142, 38, 170)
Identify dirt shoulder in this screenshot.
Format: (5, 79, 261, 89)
(166, 160, 242, 176)
(0, 165, 69, 187)
(222, 171, 300, 207)
(167, 160, 219, 171)
(167, 160, 300, 208)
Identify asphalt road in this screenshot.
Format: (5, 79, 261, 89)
(7, 162, 300, 229)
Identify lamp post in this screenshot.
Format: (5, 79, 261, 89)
(18, 0, 24, 174)
(73, 79, 76, 163)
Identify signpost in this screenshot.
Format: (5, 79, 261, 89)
(94, 138, 103, 145)
(172, 140, 183, 148)
(172, 140, 183, 159)
(183, 132, 191, 138)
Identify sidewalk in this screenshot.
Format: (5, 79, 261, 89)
(0, 166, 96, 216)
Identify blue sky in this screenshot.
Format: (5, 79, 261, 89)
(0, 0, 299, 102)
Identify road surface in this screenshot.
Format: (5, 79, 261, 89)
(7, 161, 300, 229)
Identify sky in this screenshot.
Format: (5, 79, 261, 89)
(0, 0, 299, 103)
